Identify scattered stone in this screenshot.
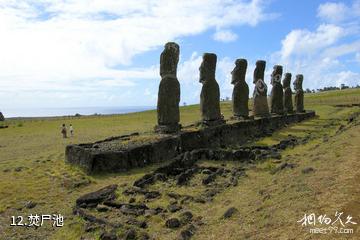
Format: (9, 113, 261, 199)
(302, 167, 315, 174)
(126, 218, 147, 228)
(100, 231, 117, 240)
(271, 162, 297, 174)
(155, 42, 181, 133)
(204, 188, 220, 198)
(144, 191, 161, 200)
(125, 228, 137, 240)
(25, 201, 37, 209)
(178, 224, 196, 240)
(14, 167, 25, 172)
(223, 207, 239, 219)
(201, 169, 212, 175)
(73, 207, 114, 226)
(176, 168, 196, 185)
(84, 222, 98, 232)
(230, 176, 238, 186)
(168, 203, 182, 213)
(165, 218, 181, 229)
(96, 204, 110, 212)
(139, 232, 150, 240)
(202, 173, 217, 185)
(76, 184, 117, 208)
(179, 211, 193, 224)
(144, 209, 158, 217)
(133, 174, 156, 188)
(194, 197, 206, 204)
(167, 192, 181, 199)
(120, 203, 149, 216)
(232, 59, 249, 119)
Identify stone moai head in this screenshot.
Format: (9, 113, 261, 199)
(282, 73, 292, 88)
(160, 42, 180, 77)
(231, 58, 247, 85)
(253, 60, 266, 84)
(199, 53, 217, 83)
(294, 74, 304, 91)
(270, 65, 283, 85)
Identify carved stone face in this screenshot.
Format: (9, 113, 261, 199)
(282, 73, 292, 88)
(231, 59, 247, 84)
(294, 74, 303, 90)
(160, 42, 180, 77)
(253, 60, 266, 84)
(199, 53, 217, 83)
(270, 65, 283, 85)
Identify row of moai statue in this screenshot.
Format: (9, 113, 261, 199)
(155, 42, 305, 133)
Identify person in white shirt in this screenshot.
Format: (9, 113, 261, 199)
(69, 124, 74, 137)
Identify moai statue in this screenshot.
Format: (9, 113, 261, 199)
(294, 74, 305, 113)
(252, 60, 269, 117)
(199, 53, 225, 126)
(0, 112, 4, 121)
(270, 65, 284, 115)
(231, 59, 249, 119)
(282, 73, 293, 114)
(155, 42, 181, 133)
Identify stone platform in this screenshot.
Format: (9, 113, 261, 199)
(65, 111, 315, 174)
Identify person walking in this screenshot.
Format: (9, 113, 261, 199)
(61, 124, 67, 138)
(69, 124, 74, 137)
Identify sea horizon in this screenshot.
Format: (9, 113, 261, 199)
(1, 106, 156, 118)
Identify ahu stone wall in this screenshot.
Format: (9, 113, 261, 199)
(66, 111, 315, 174)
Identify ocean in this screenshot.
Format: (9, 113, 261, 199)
(2, 106, 156, 118)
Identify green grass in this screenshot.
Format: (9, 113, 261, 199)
(0, 88, 359, 239)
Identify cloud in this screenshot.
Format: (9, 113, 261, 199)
(0, 0, 275, 108)
(279, 24, 345, 59)
(213, 29, 238, 42)
(270, 0, 360, 91)
(317, 0, 360, 23)
(317, 2, 349, 23)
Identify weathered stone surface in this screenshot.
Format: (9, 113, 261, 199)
(156, 42, 181, 133)
(282, 73, 293, 113)
(0, 112, 4, 121)
(223, 207, 239, 219)
(252, 60, 269, 117)
(165, 218, 181, 228)
(199, 53, 224, 126)
(76, 184, 117, 208)
(179, 211, 193, 224)
(294, 74, 305, 112)
(178, 224, 196, 240)
(270, 65, 284, 115)
(66, 111, 315, 173)
(231, 59, 249, 118)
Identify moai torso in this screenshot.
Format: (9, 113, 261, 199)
(231, 59, 249, 118)
(0, 112, 4, 121)
(252, 60, 269, 117)
(199, 53, 222, 123)
(294, 74, 305, 112)
(282, 73, 293, 113)
(270, 65, 284, 115)
(156, 42, 181, 133)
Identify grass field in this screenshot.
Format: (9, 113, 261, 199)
(0, 88, 359, 240)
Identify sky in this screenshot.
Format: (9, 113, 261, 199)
(0, 0, 359, 110)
